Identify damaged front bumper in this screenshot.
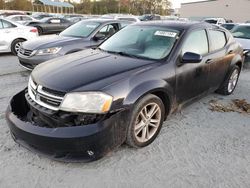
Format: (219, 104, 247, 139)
(5, 89, 128, 162)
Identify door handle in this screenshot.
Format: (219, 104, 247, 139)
(205, 59, 213, 64)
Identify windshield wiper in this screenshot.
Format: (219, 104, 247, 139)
(112, 51, 155, 60)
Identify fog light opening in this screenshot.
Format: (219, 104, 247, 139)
(87, 150, 94, 156)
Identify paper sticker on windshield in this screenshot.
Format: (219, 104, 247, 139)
(154, 31, 177, 37)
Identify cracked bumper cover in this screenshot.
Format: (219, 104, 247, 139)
(5, 90, 128, 162)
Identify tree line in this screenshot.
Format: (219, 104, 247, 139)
(0, 0, 172, 15)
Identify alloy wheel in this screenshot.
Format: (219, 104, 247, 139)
(134, 102, 161, 143)
(228, 69, 239, 93)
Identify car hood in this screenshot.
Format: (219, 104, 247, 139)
(22, 35, 84, 50)
(235, 38, 250, 50)
(32, 49, 157, 92)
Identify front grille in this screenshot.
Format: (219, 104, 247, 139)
(28, 77, 65, 111)
(19, 47, 34, 57)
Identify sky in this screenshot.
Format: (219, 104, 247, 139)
(70, 0, 203, 9)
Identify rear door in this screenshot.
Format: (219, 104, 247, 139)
(176, 29, 210, 103)
(206, 29, 232, 90)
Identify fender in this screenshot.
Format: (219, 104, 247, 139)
(230, 53, 243, 70)
(123, 79, 175, 112)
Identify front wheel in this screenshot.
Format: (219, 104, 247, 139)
(11, 39, 25, 55)
(126, 94, 165, 148)
(216, 65, 240, 95)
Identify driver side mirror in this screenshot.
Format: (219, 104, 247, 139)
(93, 33, 106, 41)
(182, 52, 203, 64)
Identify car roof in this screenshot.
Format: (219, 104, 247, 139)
(133, 20, 212, 31)
(83, 18, 133, 24)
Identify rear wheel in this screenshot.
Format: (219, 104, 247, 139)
(126, 94, 165, 148)
(11, 39, 25, 55)
(216, 65, 240, 95)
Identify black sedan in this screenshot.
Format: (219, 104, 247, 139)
(18, 19, 132, 70)
(26, 17, 72, 35)
(6, 21, 243, 162)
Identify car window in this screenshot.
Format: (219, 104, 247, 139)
(209, 30, 227, 51)
(60, 21, 101, 38)
(11, 16, 21, 21)
(0, 20, 3, 29)
(60, 19, 68, 23)
(97, 24, 118, 38)
(232, 25, 250, 39)
(22, 16, 32, 21)
(182, 30, 208, 55)
(2, 20, 16, 28)
(49, 19, 61, 24)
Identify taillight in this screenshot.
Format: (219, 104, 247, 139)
(30, 28, 38, 33)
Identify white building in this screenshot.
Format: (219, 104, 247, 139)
(180, 0, 250, 22)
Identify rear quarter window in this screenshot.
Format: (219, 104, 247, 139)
(209, 30, 227, 51)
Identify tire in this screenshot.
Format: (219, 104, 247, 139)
(11, 39, 25, 56)
(126, 94, 165, 148)
(216, 65, 240, 95)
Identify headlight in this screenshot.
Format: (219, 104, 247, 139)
(60, 92, 113, 113)
(36, 47, 61, 55)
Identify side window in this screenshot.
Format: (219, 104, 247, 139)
(12, 17, 21, 21)
(22, 16, 32, 21)
(2, 20, 15, 28)
(97, 24, 118, 38)
(0, 20, 3, 29)
(182, 30, 208, 55)
(50, 19, 61, 24)
(209, 30, 227, 51)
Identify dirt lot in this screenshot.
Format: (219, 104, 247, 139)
(0, 54, 249, 188)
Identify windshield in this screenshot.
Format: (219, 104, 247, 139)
(99, 25, 179, 60)
(232, 25, 250, 39)
(60, 21, 101, 38)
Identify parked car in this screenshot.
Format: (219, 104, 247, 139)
(0, 18, 38, 55)
(6, 21, 244, 161)
(139, 14, 161, 21)
(18, 19, 132, 70)
(32, 13, 53, 20)
(204, 17, 226, 25)
(25, 17, 72, 35)
(231, 24, 250, 64)
(6, 15, 38, 25)
(221, 23, 238, 31)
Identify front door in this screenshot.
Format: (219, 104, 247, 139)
(176, 29, 210, 104)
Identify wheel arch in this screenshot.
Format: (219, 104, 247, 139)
(123, 79, 174, 119)
(230, 54, 243, 71)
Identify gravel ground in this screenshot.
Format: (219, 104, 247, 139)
(0, 54, 249, 188)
